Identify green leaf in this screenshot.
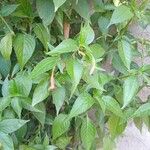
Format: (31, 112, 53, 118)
(34, 23, 50, 51)
(0, 97, 11, 112)
(8, 80, 20, 97)
(43, 134, 49, 146)
(19, 145, 35, 150)
(36, 0, 55, 26)
(21, 98, 42, 113)
(94, 91, 106, 113)
(31, 57, 59, 79)
(11, 97, 22, 118)
(103, 135, 116, 150)
(114, 85, 123, 105)
(3, 109, 16, 120)
(66, 59, 83, 98)
(109, 5, 134, 26)
(0, 119, 28, 134)
(81, 117, 96, 150)
(0, 4, 18, 16)
(118, 38, 132, 70)
(112, 53, 128, 74)
(98, 16, 110, 36)
(134, 117, 143, 131)
(53, 0, 66, 12)
(45, 145, 57, 150)
(47, 39, 78, 55)
(33, 103, 46, 126)
(83, 46, 97, 75)
(83, 71, 104, 91)
(52, 87, 66, 115)
(108, 115, 126, 138)
(90, 44, 105, 59)
(15, 124, 27, 143)
(102, 96, 123, 117)
(14, 72, 32, 96)
(14, 34, 35, 69)
(0, 54, 11, 77)
(14, 0, 33, 17)
(32, 77, 49, 106)
(32, 73, 49, 84)
(52, 114, 70, 140)
(133, 103, 150, 118)
(120, 108, 135, 124)
(2, 76, 10, 97)
(99, 72, 111, 86)
(8, 72, 32, 97)
(74, 0, 91, 21)
(0, 132, 14, 150)
(0, 33, 13, 60)
(55, 135, 71, 149)
(122, 76, 139, 108)
(79, 23, 95, 45)
(55, 10, 63, 34)
(69, 93, 94, 119)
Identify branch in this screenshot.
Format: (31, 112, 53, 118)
(63, 20, 70, 39)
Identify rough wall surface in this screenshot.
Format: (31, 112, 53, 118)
(117, 122, 150, 150)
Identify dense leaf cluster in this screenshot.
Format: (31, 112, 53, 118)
(0, 0, 150, 149)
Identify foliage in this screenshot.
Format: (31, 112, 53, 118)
(0, 0, 150, 149)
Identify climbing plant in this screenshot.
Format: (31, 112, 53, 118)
(0, 0, 150, 149)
